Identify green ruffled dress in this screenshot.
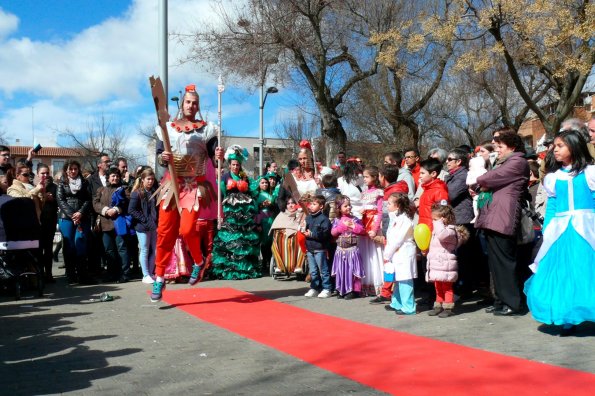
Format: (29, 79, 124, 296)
(210, 171, 261, 279)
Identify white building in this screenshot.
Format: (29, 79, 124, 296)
(220, 136, 297, 177)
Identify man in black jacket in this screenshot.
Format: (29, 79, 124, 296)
(87, 152, 111, 277)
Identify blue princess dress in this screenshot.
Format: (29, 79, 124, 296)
(524, 165, 595, 325)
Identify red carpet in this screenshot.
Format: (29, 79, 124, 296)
(162, 288, 595, 395)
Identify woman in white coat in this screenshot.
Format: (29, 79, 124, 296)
(383, 193, 418, 315)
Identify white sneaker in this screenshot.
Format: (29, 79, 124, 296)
(294, 267, 303, 274)
(317, 289, 332, 299)
(142, 275, 155, 284)
(304, 289, 319, 298)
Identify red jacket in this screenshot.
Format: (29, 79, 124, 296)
(418, 178, 449, 230)
(409, 163, 421, 189)
(383, 181, 409, 200)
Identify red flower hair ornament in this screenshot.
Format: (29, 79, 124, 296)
(299, 140, 312, 151)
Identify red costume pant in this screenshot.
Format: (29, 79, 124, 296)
(196, 219, 215, 281)
(155, 205, 213, 278)
(434, 281, 454, 304)
(380, 281, 393, 298)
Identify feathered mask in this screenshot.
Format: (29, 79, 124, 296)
(224, 145, 249, 164)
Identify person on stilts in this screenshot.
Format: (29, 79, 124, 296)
(150, 83, 224, 302)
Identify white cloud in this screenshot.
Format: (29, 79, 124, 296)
(0, 0, 295, 159)
(0, 0, 229, 150)
(0, 99, 156, 153)
(0, 0, 221, 103)
(0, 8, 18, 40)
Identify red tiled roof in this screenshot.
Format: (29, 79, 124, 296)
(8, 146, 85, 157)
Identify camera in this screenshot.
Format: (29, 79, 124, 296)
(33, 144, 42, 153)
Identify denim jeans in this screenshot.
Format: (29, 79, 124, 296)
(58, 218, 90, 279)
(306, 250, 331, 291)
(137, 230, 156, 277)
(58, 218, 90, 257)
(102, 230, 130, 279)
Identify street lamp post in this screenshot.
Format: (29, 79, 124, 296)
(236, 18, 278, 176)
(258, 85, 278, 175)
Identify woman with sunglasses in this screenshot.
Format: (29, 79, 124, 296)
(444, 149, 477, 299)
(7, 163, 46, 219)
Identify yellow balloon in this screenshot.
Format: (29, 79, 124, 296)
(414, 223, 431, 251)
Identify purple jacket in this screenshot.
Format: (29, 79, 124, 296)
(426, 220, 458, 283)
(475, 152, 529, 236)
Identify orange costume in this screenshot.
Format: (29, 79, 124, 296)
(154, 104, 219, 280)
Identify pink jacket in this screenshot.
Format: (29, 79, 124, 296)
(425, 220, 458, 283)
(331, 215, 365, 237)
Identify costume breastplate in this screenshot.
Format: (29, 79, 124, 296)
(166, 122, 215, 177)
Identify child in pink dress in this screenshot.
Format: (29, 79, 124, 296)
(331, 195, 367, 299)
(359, 166, 384, 296)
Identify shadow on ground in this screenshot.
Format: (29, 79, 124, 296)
(536, 322, 595, 338)
(0, 281, 142, 395)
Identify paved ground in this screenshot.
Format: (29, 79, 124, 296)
(1, 259, 594, 396)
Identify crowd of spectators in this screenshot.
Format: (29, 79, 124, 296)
(1, 116, 593, 336)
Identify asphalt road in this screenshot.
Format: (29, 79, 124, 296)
(1, 261, 593, 395)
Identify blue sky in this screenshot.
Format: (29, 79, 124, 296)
(0, 0, 291, 158)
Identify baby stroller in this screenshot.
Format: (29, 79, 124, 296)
(0, 195, 43, 300)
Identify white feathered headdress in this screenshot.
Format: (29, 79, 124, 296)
(224, 145, 249, 164)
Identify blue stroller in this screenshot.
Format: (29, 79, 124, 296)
(0, 195, 43, 300)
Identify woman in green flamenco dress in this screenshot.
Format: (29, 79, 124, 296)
(211, 145, 261, 279)
(253, 175, 280, 275)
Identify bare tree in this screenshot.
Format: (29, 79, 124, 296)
(423, 68, 513, 148)
(176, 0, 406, 163)
(0, 128, 7, 145)
(272, 112, 320, 162)
(361, 1, 457, 149)
(55, 114, 138, 172)
(370, 1, 593, 146)
(420, 36, 553, 149)
(456, 0, 594, 136)
(274, 113, 317, 146)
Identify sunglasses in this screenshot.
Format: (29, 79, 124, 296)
(20, 173, 31, 177)
(446, 157, 458, 162)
